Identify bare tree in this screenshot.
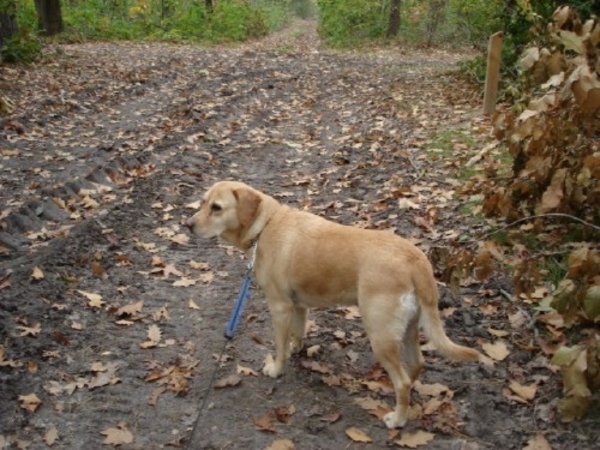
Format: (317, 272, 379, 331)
(34, 0, 64, 36)
(387, 0, 401, 37)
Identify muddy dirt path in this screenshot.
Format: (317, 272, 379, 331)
(0, 20, 595, 450)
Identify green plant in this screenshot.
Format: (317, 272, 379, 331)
(0, 28, 42, 63)
(317, 0, 386, 47)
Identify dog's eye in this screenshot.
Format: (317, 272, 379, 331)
(210, 203, 222, 212)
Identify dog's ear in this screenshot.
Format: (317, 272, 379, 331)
(233, 187, 261, 228)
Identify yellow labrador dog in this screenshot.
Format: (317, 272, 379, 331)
(186, 181, 484, 429)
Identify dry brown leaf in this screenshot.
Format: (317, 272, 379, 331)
(254, 412, 276, 433)
(345, 427, 372, 443)
(77, 290, 105, 308)
(275, 404, 296, 423)
(413, 381, 450, 397)
(509, 380, 537, 402)
(17, 323, 41, 337)
(488, 328, 510, 337)
(100, 422, 133, 446)
(140, 324, 162, 348)
(214, 374, 242, 389)
(170, 233, 189, 245)
(237, 365, 258, 376)
(172, 277, 197, 287)
(188, 299, 200, 310)
(31, 266, 44, 280)
(115, 301, 144, 316)
(199, 272, 214, 283)
(395, 430, 435, 448)
(306, 345, 320, 357)
(44, 427, 59, 446)
(0, 346, 22, 368)
(523, 433, 553, 450)
(482, 340, 510, 361)
(266, 438, 295, 450)
(190, 260, 210, 270)
(18, 393, 42, 412)
(300, 359, 332, 374)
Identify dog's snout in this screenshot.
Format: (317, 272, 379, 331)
(185, 216, 195, 231)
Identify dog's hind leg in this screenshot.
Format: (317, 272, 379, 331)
(403, 311, 424, 383)
(360, 291, 419, 429)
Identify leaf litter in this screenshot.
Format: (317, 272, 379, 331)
(0, 18, 595, 450)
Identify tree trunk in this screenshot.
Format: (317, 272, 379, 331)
(34, 0, 64, 36)
(425, 0, 447, 47)
(0, 1, 18, 49)
(387, 0, 401, 37)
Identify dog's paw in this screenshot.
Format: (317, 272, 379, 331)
(383, 411, 407, 429)
(262, 354, 283, 378)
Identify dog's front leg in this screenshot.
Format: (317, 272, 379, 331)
(263, 301, 294, 378)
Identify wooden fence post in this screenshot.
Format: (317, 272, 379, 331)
(483, 31, 503, 115)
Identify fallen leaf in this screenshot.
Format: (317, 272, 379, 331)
(301, 359, 332, 374)
(147, 386, 167, 406)
(18, 393, 42, 412)
(482, 340, 510, 361)
(214, 374, 242, 389)
(188, 299, 200, 310)
(254, 412, 276, 433)
(413, 381, 450, 397)
(91, 261, 106, 277)
(170, 233, 189, 245)
(140, 324, 162, 348)
(172, 277, 197, 287)
(44, 427, 59, 446)
(0, 346, 22, 368)
(488, 327, 510, 337)
(100, 422, 134, 446)
(115, 301, 144, 316)
(266, 438, 295, 450)
(199, 272, 214, 283)
(274, 405, 296, 423)
(31, 266, 44, 280)
(509, 380, 537, 402)
(17, 323, 41, 337)
(345, 427, 372, 443)
(523, 433, 553, 450)
(320, 411, 341, 423)
(395, 430, 435, 448)
(237, 365, 258, 376)
(77, 290, 105, 308)
(190, 260, 210, 270)
(306, 345, 320, 357)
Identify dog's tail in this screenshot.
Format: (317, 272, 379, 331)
(415, 270, 484, 362)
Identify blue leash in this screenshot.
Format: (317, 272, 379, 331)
(225, 267, 253, 339)
(224, 242, 257, 339)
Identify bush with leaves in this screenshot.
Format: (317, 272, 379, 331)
(316, 0, 386, 47)
(482, 6, 600, 421)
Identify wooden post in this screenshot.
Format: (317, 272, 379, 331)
(483, 31, 503, 115)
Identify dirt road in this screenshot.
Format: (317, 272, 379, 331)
(1, 20, 595, 450)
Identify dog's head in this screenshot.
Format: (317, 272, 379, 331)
(186, 181, 262, 242)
